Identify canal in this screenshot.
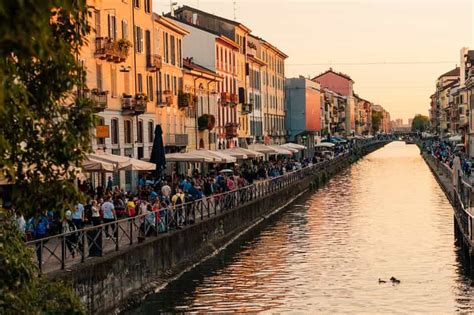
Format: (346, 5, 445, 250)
(127, 141, 474, 313)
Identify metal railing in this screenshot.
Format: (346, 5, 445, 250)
(27, 141, 384, 274)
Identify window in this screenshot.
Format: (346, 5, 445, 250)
(148, 121, 154, 143)
(97, 117, 105, 145)
(154, 27, 160, 56)
(110, 65, 117, 97)
(111, 119, 119, 144)
(137, 120, 143, 143)
(164, 33, 169, 63)
(124, 71, 130, 94)
(121, 19, 128, 39)
(124, 120, 132, 144)
(147, 76, 153, 101)
(107, 13, 117, 40)
(157, 72, 162, 104)
(94, 10, 101, 37)
(96, 64, 103, 90)
(144, 0, 151, 13)
(137, 73, 143, 93)
(145, 30, 151, 66)
(173, 76, 177, 95)
(177, 39, 182, 67)
(134, 0, 140, 8)
(134, 26, 143, 53)
(170, 35, 176, 65)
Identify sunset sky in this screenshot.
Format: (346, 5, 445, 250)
(153, 0, 473, 122)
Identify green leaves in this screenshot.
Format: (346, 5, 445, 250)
(0, 1, 92, 313)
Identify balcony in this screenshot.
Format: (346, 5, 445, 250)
(165, 133, 189, 146)
(225, 123, 238, 138)
(121, 93, 147, 115)
(147, 54, 162, 72)
(178, 92, 197, 109)
(242, 103, 253, 114)
(90, 89, 108, 112)
(230, 93, 238, 106)
(94, 37, 131, 63)
(220, 92, 230, 106)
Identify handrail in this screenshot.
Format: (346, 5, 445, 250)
(26, 140, 385, 273)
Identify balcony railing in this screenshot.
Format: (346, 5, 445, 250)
(230, 93, 238, 106)
(165, 133, 189, 146)
(94, 37, 130, 63)
(178, 92, 196, 109)
(242, 103, 253, 114)
(147, 54, 162, 72)
(90, 89, 108, 111)
(121, 94, 147, 115)
(225, 123, 238, 138)
(220, 92, 230, 106)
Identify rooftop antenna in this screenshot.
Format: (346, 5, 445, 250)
(170, 0, 178, 17)
(233, 0, 237, 21)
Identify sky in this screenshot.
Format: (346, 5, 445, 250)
(153, 0, 474, 122)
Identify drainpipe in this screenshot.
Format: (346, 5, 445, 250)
(207, 79, 217, 150)
(193, 73, 203, 150)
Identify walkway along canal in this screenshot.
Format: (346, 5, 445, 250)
(126, 141, 474, 313)
(42, 140, 387, 313)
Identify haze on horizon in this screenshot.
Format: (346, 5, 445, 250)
(154, 0, 473, 122)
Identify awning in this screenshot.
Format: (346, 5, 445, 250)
(281, 143, 307, 150)
(315, 142, 336, 148)
(89, 153, 156, 171)
(83, 157, 115, 172)
(192, 149, 237, 163)
(221, 147, 264, 159)
(248, 143, 279, 154)
(278, 145, 298, 153)
(268, 145, 293, 155)
(220, 148, 248, 159)
(165, 152, 213, 163)
(448, 135, 462, 142)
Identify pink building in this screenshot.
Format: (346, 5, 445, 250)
(312, 68, 354, 96)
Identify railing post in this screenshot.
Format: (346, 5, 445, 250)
(81, 231, 85, 263)
(129, 219, 133, 245)
(61, 235, 66, 270)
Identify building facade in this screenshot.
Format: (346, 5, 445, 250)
(285, 77, 321, 157)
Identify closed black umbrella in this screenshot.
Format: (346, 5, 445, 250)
(150, 125, 166, 176)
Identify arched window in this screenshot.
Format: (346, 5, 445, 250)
(124, 119, 132, 144)
(148, 121, 154, 143)
(111, 118, 119, 145)
(137, 119, 143, 143)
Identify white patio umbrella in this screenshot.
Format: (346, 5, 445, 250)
(278, 145, 298, 153)
(315, 142, 336, 148)
(193, 149, 237, 163)
(220, 148, 248, 159)
(83, 157, 115, 172)
(268, 145, 293, 155)
(248, 143, 278, 154)
(281, 143, 307, 150)
(89, 153, 155, 171)
(165, 152, 214, 163)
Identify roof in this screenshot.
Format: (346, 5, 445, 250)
(172, 5, 251, 33)
(440, 79, 459, 91)
(437, 67, 460, 80)
(166, 15, 221, 37)
(153, 14, 190, 36)
(183, 58, 221, 78)
(312, 68, 354, 83)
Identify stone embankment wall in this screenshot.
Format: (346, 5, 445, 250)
(52, 142, 388, 314)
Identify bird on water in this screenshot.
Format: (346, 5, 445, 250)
(390, 277, 401, 284)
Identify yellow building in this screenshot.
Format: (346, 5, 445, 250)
(260, 40, 288, 144)
(82, 0, 157, 190)
(152, 14, 189, 153)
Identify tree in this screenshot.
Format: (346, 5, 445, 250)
(411, 114, 430, 132)
(372, 111, 383, 133)
(0, 1, 93, 313)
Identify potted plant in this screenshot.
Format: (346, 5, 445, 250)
(198, 114, 209, 131)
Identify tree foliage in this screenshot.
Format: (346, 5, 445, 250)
(411, 114, 430, 132)
(0, 1, 94, 313)
(372, 111, 383, 133)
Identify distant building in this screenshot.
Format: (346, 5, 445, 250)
(313, 68, 356, 135)
(285, 77, 321, 157)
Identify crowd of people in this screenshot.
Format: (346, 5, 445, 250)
(6, 139, 370, 263)
(423, 139, 472, 175)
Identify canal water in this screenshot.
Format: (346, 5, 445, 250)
(128, 141, 474, 313)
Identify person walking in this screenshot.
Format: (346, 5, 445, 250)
(101, 196, 117, 239)
(72, 202, 85, 230)
(62, 210, 78, 258)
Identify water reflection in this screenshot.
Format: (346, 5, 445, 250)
(127, 142, 474, 313)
